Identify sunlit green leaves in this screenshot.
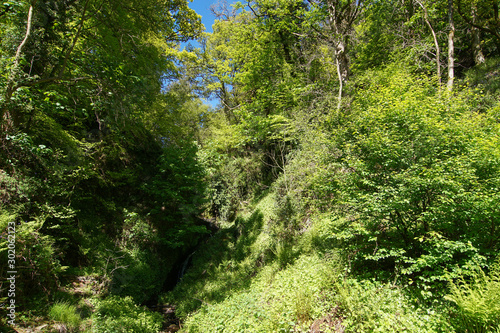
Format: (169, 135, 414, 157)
(325, 66, 500, 287)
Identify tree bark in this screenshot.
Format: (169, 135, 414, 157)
(335, 40, 349, 111)
(472, 7, 486, 65)
(2, 2, 36, 132)
(325, 0, 358, 111)
(447, 0, 455, 91)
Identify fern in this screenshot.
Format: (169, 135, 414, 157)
(446, 261, 500, 332)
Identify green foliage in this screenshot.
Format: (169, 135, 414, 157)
(91, 296, 163, 333)
(271, 239, 295, 269)
(0, 214, 63, 307)
(106, 248, 165, 305)
(48, 302, 82, 332)
(147, 82, 209, 141)
(464, 57, 500, 110)
(1, 0, 500, 330)
(310, 65, 500, 289)
(119, 210, 159, 248)
(337, 279, 451, 332)
(352, 0, 398, 72)
(145, 141, 207, 247)
(200, 148, 266, 221)
(0, 0, 208, 324)
(182, 254, 340, 333)
(446, 261, 500, 332)
(165, 203, 270, 318)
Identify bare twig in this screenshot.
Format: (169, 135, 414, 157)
(415, 0, 441, 86)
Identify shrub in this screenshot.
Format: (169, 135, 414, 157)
(337, 279, 451, 332)
(318, 66, 500, 290)
(106, 211, 166, 304)
(446, 261, 500, 332)
(0, 213, 63, 307)
(91, 296, 163, 333)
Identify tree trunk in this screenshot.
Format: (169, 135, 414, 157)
(416, 0, 441, 86)
(325, 0, 356, 111)
(2, 2, 36, 132)
(335, 39, 349, 111)
(447, 0, 455, 91)
(472, 7, 486, 65)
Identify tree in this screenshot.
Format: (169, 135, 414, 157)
(415, 0, 442, 85)
(471, 6, 486, 65)
(302, 0, 364, 110)
(0, 0, 203, 133)
(457, 0, 500, 42)
(0, 0, 205, 306)
(447, 0, 455, 90)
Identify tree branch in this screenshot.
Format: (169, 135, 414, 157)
(246, 1, 261, 18)
(14, 2, 35, 68)
(5, 1, 37, 101)
(4, 0, 91, 103)
(456, 0, 500, 40)
(415, 0, 441, 85)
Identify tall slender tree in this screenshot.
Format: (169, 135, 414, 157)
(415, 0, 441, 86)
(307, 0, 363, 110)
(447, 0, 455, 90)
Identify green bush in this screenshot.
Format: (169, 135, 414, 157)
(106, 210, 165, 304)
(0, 213, 63, 306)
(145, 142, 207, 247)
(316, 66, 500, 289)
(201, 150, 265, 222)
(337, 279, 451, 332)
(91, 296, 163, 333)
(446, 261, 500, 332)
(108, 249, 164, 305)
(48, 302, 82, 332)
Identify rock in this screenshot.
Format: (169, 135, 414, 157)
(310, 307, 345, 333)
(34, 325, 48, 332)
(53, 323, 68, 333)
(166, 324, 180, 332)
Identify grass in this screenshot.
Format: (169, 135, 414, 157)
(48, 302, 82, 332)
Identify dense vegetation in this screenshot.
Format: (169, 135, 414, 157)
(1, 0, 500, 332)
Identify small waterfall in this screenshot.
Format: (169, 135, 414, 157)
(178, 251, 195, 281)
(162, 218, 218, 291)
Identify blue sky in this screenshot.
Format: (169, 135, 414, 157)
(189, 0, 217, 34)
(183, 0, 218, 108)
(180, 1, 215, 50)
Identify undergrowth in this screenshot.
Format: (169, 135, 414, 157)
(48, 302, 82, 332)
(446, 261, 500, 332)
(91, 296, 163, 333)
(166, 194, 451, 333)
